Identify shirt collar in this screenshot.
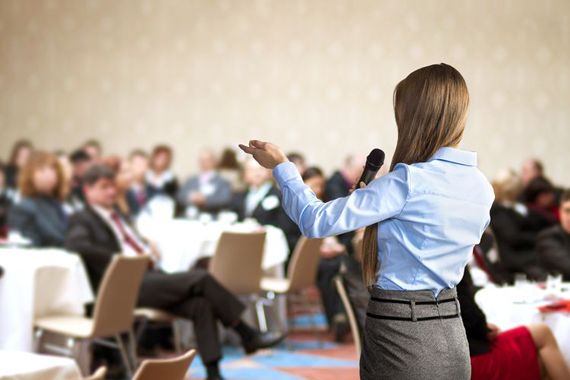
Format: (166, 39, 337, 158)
(92, 205, 114, 221)
(429, 147, 477, 167)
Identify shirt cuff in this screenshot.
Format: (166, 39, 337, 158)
(272, 161, 301, 185)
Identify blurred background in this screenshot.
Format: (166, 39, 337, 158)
(1, 0, 569, 182)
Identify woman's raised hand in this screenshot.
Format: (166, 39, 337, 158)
(238, 140, 288, 169)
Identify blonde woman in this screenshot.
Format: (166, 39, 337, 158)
(240, 63, 494, 379)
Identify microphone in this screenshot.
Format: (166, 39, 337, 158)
(358, 148, 385, 185)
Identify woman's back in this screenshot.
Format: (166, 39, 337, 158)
(377, 147, 495, 294)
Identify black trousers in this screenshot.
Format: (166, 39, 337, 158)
(316, 256, 344, 326)
(137, 268, 245, 363)
(341, 255, 369, 336)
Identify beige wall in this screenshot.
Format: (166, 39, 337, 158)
(0, 0, 569, 184)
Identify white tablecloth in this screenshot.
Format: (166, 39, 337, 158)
(0, 351, 82, 380)
(476, 285, 570, 366)
(0, 248, 94, 352)
(136, 219, 290, 273)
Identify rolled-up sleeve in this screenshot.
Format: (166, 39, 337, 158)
(273, 162, 410, 238)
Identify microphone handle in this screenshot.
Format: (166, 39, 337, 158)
(359, 168, 380, 185)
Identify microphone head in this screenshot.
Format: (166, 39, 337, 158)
(367, 148, 385, 169)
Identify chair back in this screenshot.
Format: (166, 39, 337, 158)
(92, 255, 149, 337)
(286, 237, 323, 292)
(133, 349, 196, 380)
(209, 231, 266, 294)
(334, 275, 362, 357)
(83, 366, 107, 380)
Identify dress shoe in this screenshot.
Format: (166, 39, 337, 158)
(242, 331, 287, 354)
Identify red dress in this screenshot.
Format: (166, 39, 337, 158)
(471, 326, 540, 380)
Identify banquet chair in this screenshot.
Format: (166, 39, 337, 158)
(209, 231, 267, 329)
(33, 255, 149, 377)
(260, 237, 323, 335)
(132, 349, 196, 380)
(83, 366, 107, 380)
(333, 274, 363, 357)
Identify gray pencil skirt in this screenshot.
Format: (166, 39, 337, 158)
(360, 287, 470, 380)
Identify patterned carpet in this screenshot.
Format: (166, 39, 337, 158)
(188, 330, 359, 380)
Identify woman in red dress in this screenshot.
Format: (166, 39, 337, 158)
(458, 269, 570, 379)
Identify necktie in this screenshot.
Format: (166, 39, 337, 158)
(110, 212, 145, 255)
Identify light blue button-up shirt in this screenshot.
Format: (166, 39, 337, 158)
(273, 147, 495, 295)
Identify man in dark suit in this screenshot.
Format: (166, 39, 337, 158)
(231, 160, 300, 252)
(176, 149, 232, 217)
(66, 165, 284, 380)
(537, 190, 570, 279)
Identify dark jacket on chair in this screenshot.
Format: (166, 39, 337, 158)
(8, 196, 68, 247)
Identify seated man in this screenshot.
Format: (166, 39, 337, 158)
(537, 189, 570, 279)
(65, 165, 284, 380)
(176, 148, 232, 217)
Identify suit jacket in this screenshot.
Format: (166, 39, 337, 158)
(176, 173, 232, 213)
(65, 206, 123, 292)
(8, 196, 67, 247)
(537, 225, 570, 280)
(232, 185, 301, 251)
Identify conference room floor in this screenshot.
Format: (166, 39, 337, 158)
(188, 328, 359, 380)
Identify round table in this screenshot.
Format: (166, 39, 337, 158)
(475, 284, 570, 366)
(0, 248, 94, 352)
(136, 218, 290, 273)
(0, 351, 83, 380)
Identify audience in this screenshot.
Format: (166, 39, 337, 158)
(231, 159, 300, 251)
(126, 149, 151, 216)
(177, 149, 232, 217)
(146, 144, 178, 200)
(217, 147, 244, 192)
(459, 269, 570, 380)
(523, 176, 560, 225)
(537, 190, 570, 279)
(302, 166, 349, 341)
(2, 138, 569, 377)
(8, 151, 69, 247)
(5, 139, 33, 190)
(69, 149, 93, 207)
(490, 169, 547, 281)
(82, 139, 103, 162)
(65, 165, 284, 380)
(287, 152, 307, 176)
(0, 162, 13, 238)
(520, 158, 544, 187)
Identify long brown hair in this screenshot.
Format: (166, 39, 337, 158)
(361, 63, 470, 287)
(18, 151, 68, 200)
